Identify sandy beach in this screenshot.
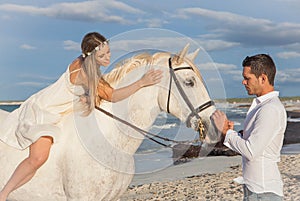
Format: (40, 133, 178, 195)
(120, 101, 300, 201)
(120, 154, 300, 201)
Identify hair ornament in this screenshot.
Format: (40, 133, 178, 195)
(82, 40, 109, 58)
(95, 40, 109, 51)
(82, 52, 92, 58)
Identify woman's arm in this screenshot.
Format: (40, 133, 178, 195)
(69, 57, 162, 103)
(99, 69, 162, 103)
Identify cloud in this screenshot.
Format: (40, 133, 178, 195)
(61, 32, 237, 56)
(109, 37, 195, 52)
(0, 1, 144, 24)
(200, 62, 237, 71)
(17, 73, 57, 81)
(138, 18, 168, 28)
(199, 62, 243, 84)
(175, 7, 300, 47)
(63, 40, 80, 51)
(20, 44, 36, 50)
(0, 14, 12, 20)
(284, 43, 300, 51)
(108, 35, 239, 54)
(16, 74, 57, 89)
(15, 81, 48, 87)
(14, 73, 56, 88)
(277, 68, 300, 83)
(196, 38, 240, 51)
(277, 51, 300, 59)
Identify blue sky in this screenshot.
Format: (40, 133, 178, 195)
(1, 0, 300, 101)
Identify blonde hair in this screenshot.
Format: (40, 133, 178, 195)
(79, 32, 108, 115)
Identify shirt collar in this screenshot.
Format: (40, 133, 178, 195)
(247, 91, 279, 114)
(256, 91, 279, 104)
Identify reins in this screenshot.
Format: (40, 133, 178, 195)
(95, 56, 214, 148)
(95, 106, 200, 147)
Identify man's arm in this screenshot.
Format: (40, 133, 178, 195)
(212, 106, 282, 161)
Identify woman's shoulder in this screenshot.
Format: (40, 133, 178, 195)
(68, 57, 84, 85)
(69, 57, 82, 74)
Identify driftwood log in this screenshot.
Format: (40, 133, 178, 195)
(172, 142, 239, 165)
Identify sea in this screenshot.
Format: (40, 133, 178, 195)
(1, 103, 299, 174)
(0, 103, 247, 173)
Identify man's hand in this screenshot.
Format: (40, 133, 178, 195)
(211, 110, 234, 136)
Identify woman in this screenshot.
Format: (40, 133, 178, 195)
(0, 32, 162, 201)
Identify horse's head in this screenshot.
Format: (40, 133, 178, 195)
(156, 44, 219, 144)
(103, 44, 220, 146)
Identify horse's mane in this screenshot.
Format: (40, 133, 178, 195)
(103, 52, 170, 85)
(103, 51, 203, 86)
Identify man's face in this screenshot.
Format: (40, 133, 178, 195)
(242, 66, 262, 96)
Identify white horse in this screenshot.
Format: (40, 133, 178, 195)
(0, 45, 218, 201)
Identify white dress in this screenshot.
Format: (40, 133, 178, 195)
(0, 67, 85, 150)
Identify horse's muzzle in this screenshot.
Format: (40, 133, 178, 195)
(186, 117, 208, 142)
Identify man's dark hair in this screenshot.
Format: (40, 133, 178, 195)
(242, 54, 276, 86)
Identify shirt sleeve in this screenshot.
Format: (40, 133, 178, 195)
(224, 105, 281, 161)
(223, 129, 246, 153)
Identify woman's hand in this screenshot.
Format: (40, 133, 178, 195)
(106, 69, 163, 103)
(139, 69, 163, 87)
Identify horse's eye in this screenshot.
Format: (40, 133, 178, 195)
(184, 77, 195, 87)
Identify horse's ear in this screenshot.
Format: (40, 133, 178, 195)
(186, 48, 200, 62)
(172, 43, 190, 64)
(179, 43, 190, 58)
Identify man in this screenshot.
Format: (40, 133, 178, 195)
(212, 54, 287, 201)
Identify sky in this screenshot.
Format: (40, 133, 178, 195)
(1, 0, 300, 101)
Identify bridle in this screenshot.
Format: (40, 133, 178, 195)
(95, 56, 215, 147)
(166, 57, 214, 141)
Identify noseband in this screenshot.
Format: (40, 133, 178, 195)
(166, 57, 214, 140)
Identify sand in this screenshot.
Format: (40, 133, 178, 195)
(120, 103, 300, 201)
(120, 154, 300, 201)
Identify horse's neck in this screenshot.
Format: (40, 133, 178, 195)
(113, 72, 161, 128)
(102, 68, 161, 154)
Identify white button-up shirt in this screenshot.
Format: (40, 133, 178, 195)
(224, 91, 287, 196)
